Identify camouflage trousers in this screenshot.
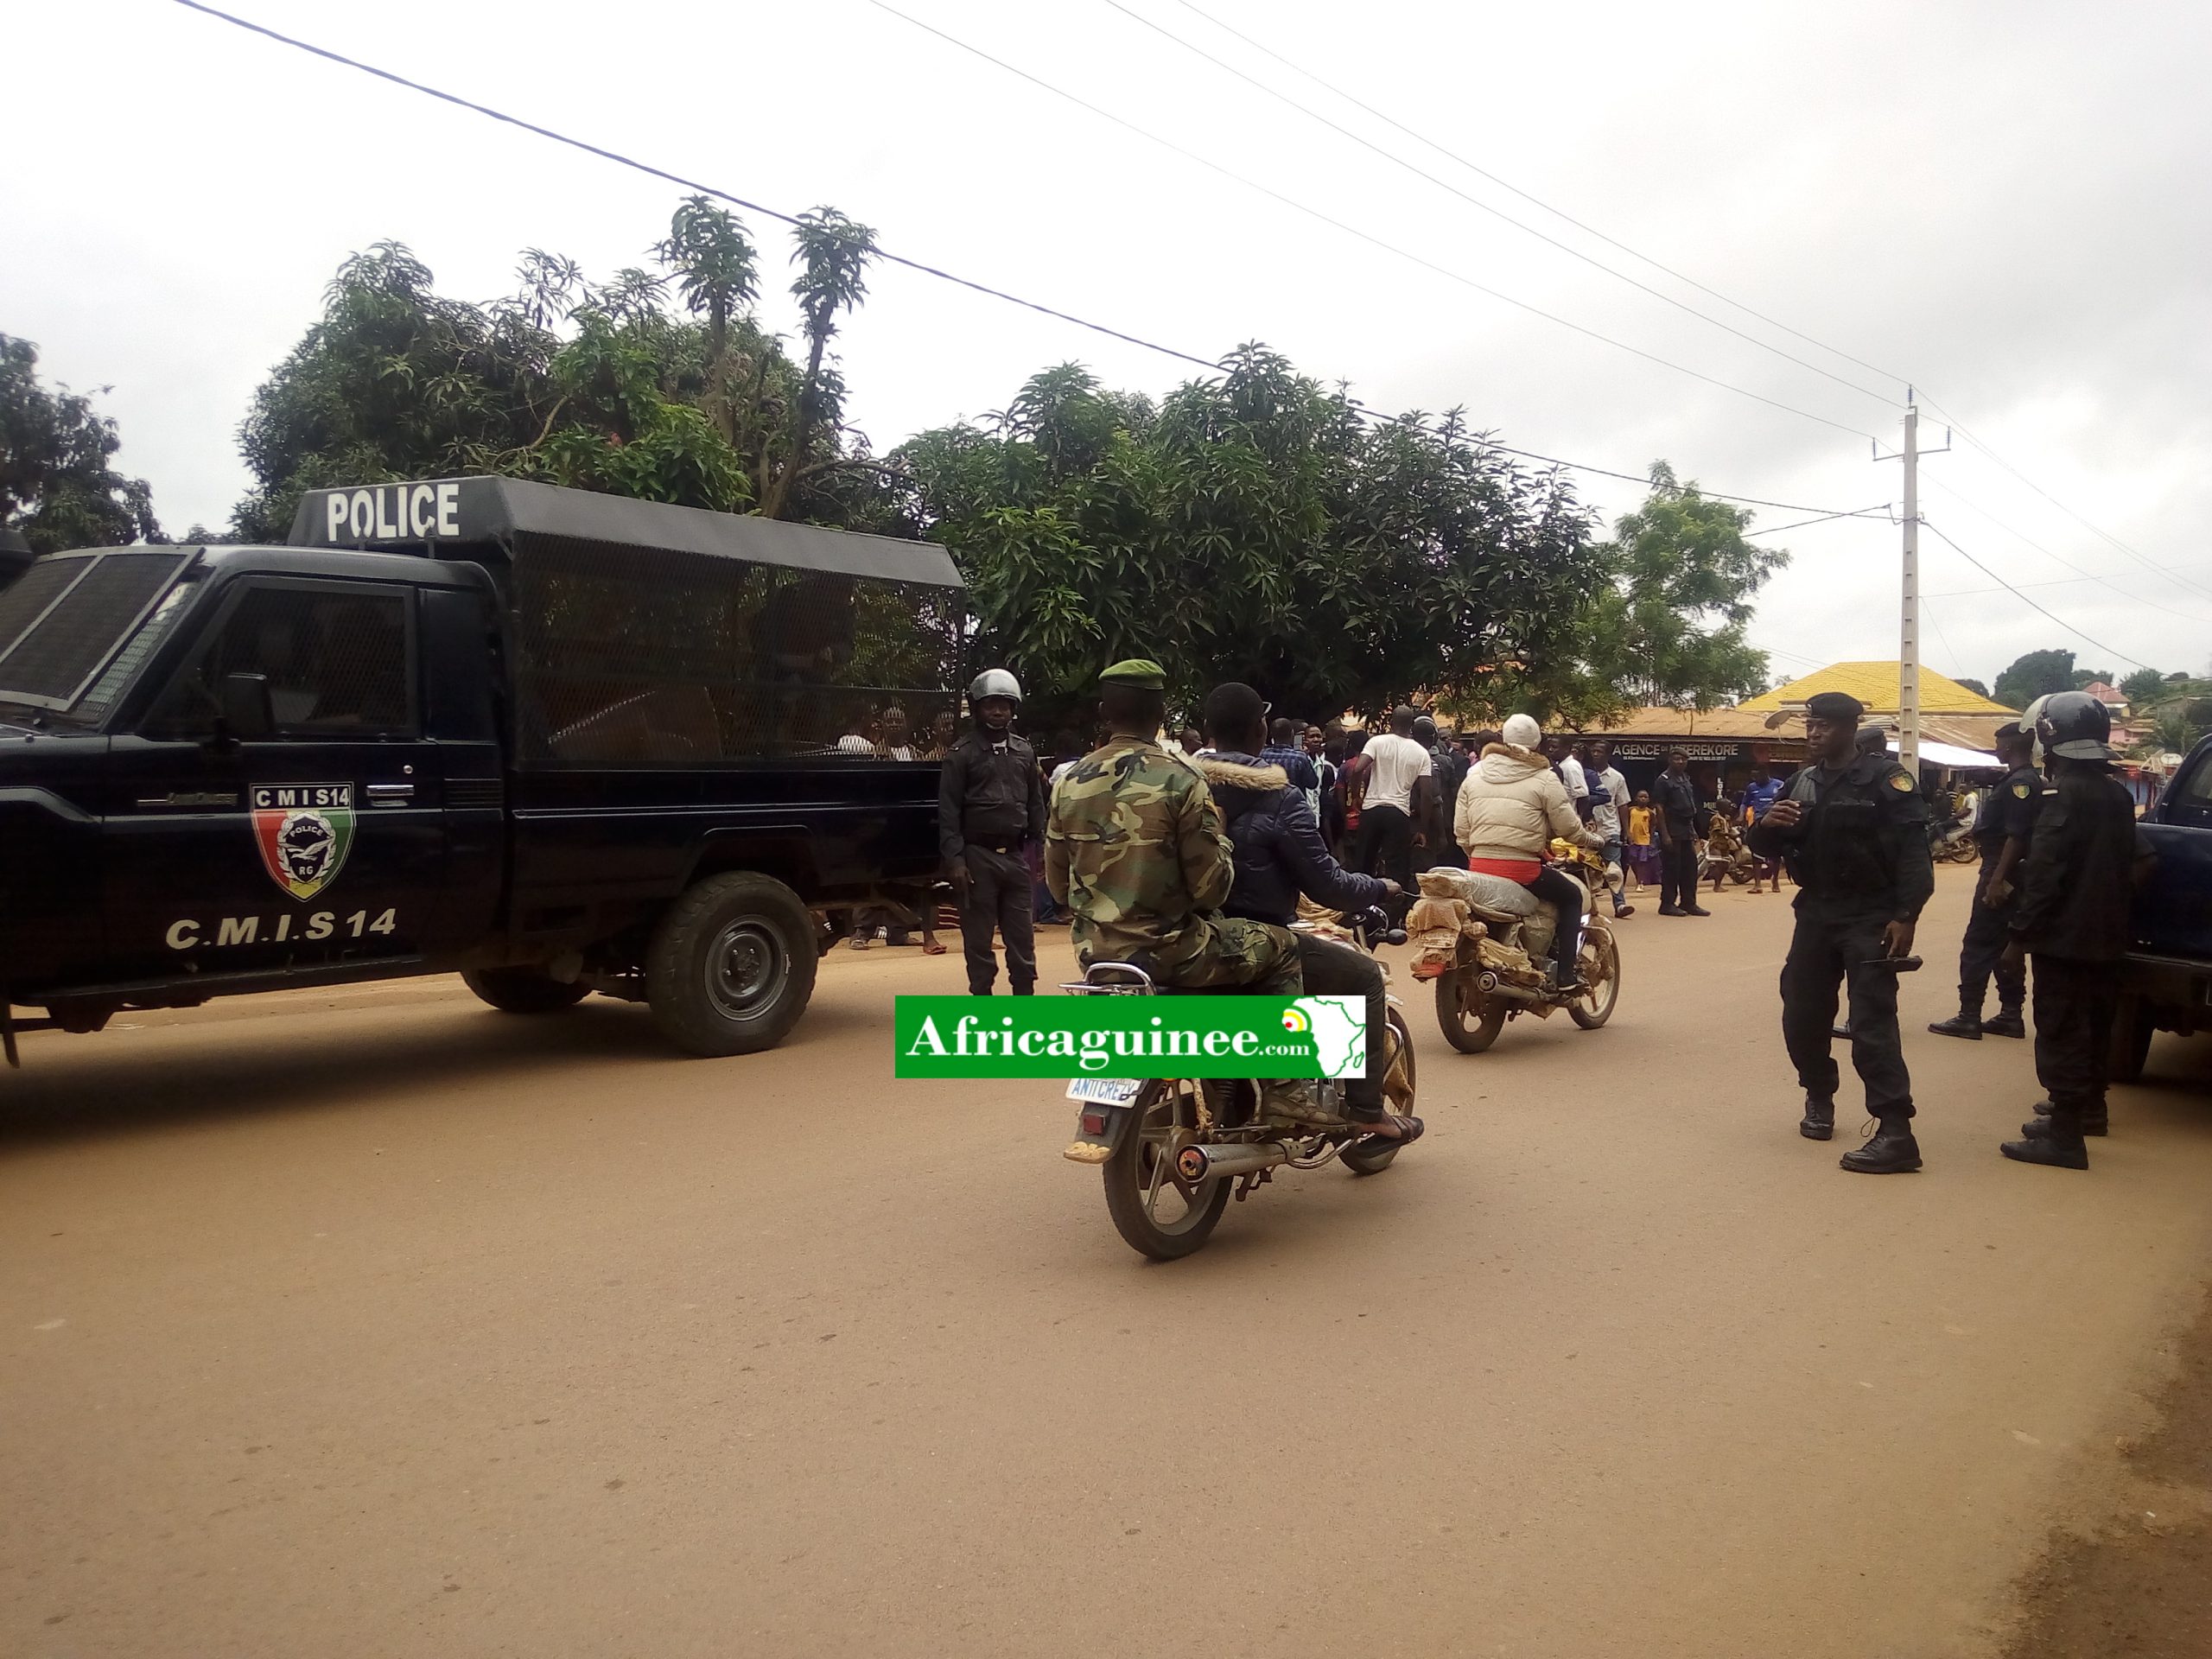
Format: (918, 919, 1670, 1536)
(1155, 917, 1303, 995)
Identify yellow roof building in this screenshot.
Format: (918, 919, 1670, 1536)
(1737, 661, 2015, 716)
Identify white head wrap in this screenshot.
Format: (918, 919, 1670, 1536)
(1502, 713, 1543, 749)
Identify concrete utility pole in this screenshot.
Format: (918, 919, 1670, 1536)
(1877, 393, 1945, 775)
(1899, 397, 1921, 775)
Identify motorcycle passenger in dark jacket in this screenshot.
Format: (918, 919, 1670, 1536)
(1201, 749, 1399, 1123)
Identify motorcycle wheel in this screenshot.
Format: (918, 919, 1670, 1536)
(1103, 1078, 1232, 1260)
(1436, 969, 1508, 1054)
(1947, 839, 1980, 864)
(1568, 931, 1622, 1029)
(1342, 1009, 1417, 1176)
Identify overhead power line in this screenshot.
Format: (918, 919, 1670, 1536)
(1914, 392, 2212, 603)
(167, 0, 1220, 372)
(1920, 473, 2212, 627)
(1100, 0, 1898, 409)
(1919, 519, 2149, 671)
(1472, 443, 1886, 518)
(1163, 3, 2203, 606)
(1166, 0, 1914, 391)
(860, 0, 1878, 441)
(1744, 505, 1894, 537)
(167, 0, 1882, 527)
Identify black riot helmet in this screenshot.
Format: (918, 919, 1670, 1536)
(2034, 690, 2116, 762)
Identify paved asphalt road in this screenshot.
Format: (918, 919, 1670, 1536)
(5, 867, 2210, 1658)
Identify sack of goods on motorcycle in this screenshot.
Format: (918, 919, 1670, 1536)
(1408, 868, 1556, 987)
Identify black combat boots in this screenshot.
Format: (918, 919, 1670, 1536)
(1981, 1007, 2027, 1039)
(1840, 1116, 1922, 1173)
(2031, 1097, 2108, 1135)
(1927, 1011, 1983, 1039)
(1799, 1094, 1835, 1141)
(2004, 1109, 2089, 1169)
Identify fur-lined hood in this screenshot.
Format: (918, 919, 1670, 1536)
(1197, 753, 1289, 791)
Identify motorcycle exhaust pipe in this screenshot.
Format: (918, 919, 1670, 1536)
(1175, 1141, 1294, 1183)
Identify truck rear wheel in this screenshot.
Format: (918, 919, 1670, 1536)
(645, 872, 817, 1056)
(2108, 992, 2154, 1084)
(461, 968, 591, 1014)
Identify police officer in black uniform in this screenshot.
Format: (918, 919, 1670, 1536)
(1927, 721, 2043, 1041)
(938, 669, 1048, 995)
(1748, 690, 1936, 1172)
(1997, 692, 2141, 1168)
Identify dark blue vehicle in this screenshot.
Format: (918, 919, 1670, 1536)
(2114, 733, 2212, 1079)
(0, 478, 962, 1065)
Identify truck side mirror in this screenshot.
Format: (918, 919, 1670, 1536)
(219, 671, 275, 741)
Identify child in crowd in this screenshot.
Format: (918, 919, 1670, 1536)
(1625, 790, 1658, 891)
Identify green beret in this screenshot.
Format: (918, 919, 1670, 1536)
(1099, 658, 1167, 690)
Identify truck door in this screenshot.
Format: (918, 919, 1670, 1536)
(102, 575, 447, 984)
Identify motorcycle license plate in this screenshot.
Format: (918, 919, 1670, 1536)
(1065, 1077, 1143, 1105)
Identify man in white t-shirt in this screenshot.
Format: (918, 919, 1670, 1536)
(1355, 705, 1433, 887)
(1545, 734, 1591, 821)
(1583, 738, 1636, 919)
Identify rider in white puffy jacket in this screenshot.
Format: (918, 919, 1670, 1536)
(1455, 713, 1604, 988)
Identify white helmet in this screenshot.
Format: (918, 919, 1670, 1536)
(969, 668, 1022, 708)
(2019, 693, 2051, 766)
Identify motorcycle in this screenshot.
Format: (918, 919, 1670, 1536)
(1414, 842, 1622, 1054)
(1931, 795, 1980, 864)
(1057, 906, 1417, 1261)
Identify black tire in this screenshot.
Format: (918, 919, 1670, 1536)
(1103, 1080, 1232, 1260)
(644, 872, 818, 1057)
(1947, 840, 1980, 865)
(1569, 930, 1622, 1030)
(461, 967, 591, 1014)
(1436, 969, 1508, 1053)
(1343, 1008, 1418, 1176)
(2108, 993, 2154, 1084)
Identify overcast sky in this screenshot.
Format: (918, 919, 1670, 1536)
(8, 0, 2209, 690)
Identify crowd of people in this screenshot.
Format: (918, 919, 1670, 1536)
(912, 666, 2145, 1174)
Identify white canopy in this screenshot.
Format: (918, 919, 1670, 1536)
(1891, 737, 1999, 769)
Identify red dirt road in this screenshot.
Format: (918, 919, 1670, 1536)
(4, 866, 2210, 1656)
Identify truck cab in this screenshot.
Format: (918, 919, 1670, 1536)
(2, 478, 963, 1064)
(2113, 734, 2212, 1079)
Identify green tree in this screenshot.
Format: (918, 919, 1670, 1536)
(1993, 648, 2075, 711)
(758, 208, 878, 521)
(2120, 667, 2168, 706)
(1484, 461, 1784, 723)
(1955, 677, 1992, 698)
(0, 334, 162, 551)
(898, 347, 1599, 721)
(2069, 666, 2114, 690)
(231, 203, 894, 540)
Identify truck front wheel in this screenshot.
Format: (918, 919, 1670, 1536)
(461, 968, 591, 1014)
(645, 872, 818, 1056)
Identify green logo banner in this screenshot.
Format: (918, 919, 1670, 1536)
(893, 995, 1368, 1079)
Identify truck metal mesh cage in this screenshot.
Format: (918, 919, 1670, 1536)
(507, 535, 962, 766)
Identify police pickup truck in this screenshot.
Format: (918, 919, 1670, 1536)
(0, 476, 963, 1064)
(2113, 732, 2212, 1081)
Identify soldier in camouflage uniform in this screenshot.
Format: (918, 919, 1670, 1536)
(1046, 659, 1302, 996)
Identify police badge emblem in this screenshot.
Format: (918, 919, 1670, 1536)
(2012, 781, 2031, 798)
(1889, 772, 1915, 791)
(251, 785, 357, 900)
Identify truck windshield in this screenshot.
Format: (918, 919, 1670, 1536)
(0, 550, 191, 720)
